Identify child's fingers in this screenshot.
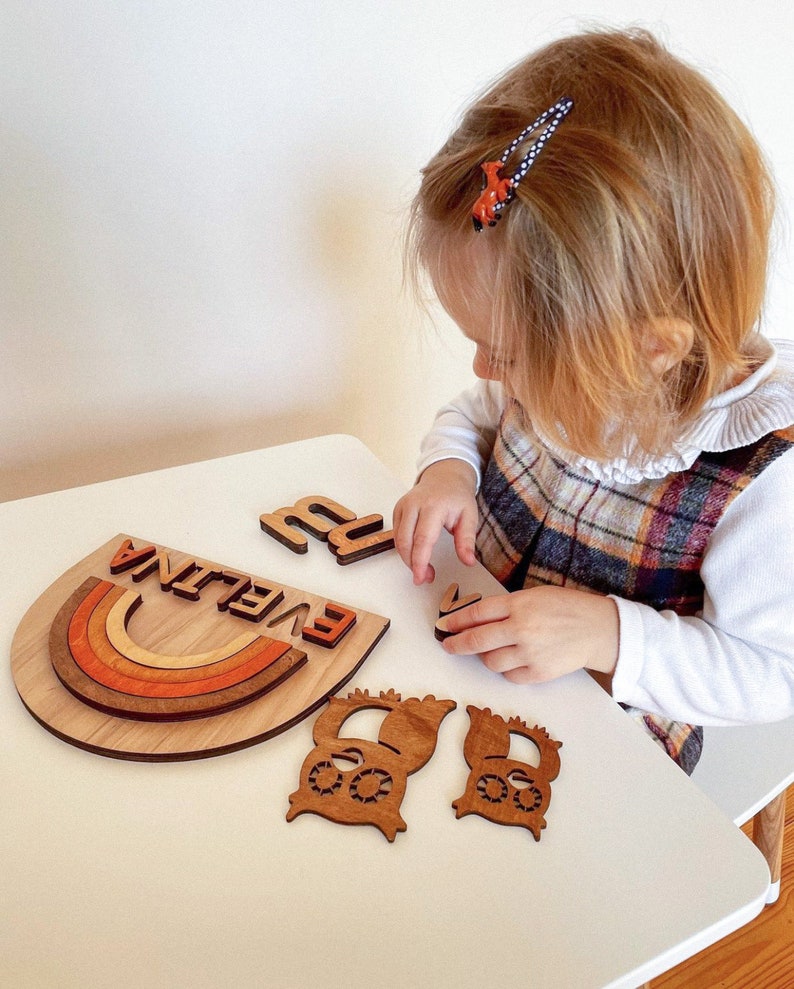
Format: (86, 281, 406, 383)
(442, 621, 515, 658)
(441, 596, 513, 654)
(452, 503, 479, 566)
(392, 500, 416, 569)
(392, 496, 440, 583)
(443, 595, 511, 633)
(409, 511, 445, 584)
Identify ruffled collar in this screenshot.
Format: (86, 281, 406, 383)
(548, 338, 794, 485)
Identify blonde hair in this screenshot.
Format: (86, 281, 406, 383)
(407, 29, 774, 460)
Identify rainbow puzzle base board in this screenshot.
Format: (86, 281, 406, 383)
(11, 534, 389, 761)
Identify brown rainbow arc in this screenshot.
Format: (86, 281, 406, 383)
(49, 577, 308, 722)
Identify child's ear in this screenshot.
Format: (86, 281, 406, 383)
(647, 318, 694, 375)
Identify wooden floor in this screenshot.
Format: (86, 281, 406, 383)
(653, 785, 793, 989)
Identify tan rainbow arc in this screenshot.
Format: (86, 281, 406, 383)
(86, 586, 275, 685)
(83, 584, 289, 694)
(104, 586, 261, 669)
(49, 577, 308, 722)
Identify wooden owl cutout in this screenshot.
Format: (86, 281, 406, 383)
(452, 705, 562, 841)
(287, 688, 456, 841)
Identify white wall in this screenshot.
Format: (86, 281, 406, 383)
(2, 1, 793, 502)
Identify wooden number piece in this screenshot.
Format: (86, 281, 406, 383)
(434, 583, 482, 641)
(287, 689, 456, 841)
(452, 706, 562, 841)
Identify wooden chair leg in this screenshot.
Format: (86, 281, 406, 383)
(753, 790, 787, 905)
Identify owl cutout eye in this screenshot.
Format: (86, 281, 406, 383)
(286, 689, 456, 842)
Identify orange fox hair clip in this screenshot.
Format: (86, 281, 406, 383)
(471, 97, 574, 232)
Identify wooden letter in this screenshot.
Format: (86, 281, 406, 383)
(438, 582, 482, 616)
(260, 496, 357, 554)
(216, 570, 253, 612)
(435, 583, 482, 641)
(172, 565, 224, 602)
(326, 515, 395, 566)
(109, 539, 157, 575)
(302, 603, 357, 648)
(130, 551, 197, 591)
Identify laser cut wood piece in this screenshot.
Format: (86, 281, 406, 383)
(452, 706, 562, 841)
(51, 577, 305, 720)
(301, 604, 356, 648)
(11, 534, 390, 760)
(215, 570, 253, 612)
(326, 515, 396, 565)
(433, 614, 457, 642)
(259, 496, 357, 554)
(438, 582, 483, 616)
(227, 583, 285, 623)
(434, 583, 483, 641)
(109, 539, 157, 574)
(287, 689, 456, 841)
(129, 551, 196, 590)
(172, 566, 224, 602)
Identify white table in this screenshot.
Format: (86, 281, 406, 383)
(0, 435, 770, 989)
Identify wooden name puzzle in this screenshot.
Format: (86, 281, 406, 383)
(260, 495, 395, 565)
(434, 582, 483, 641)
(10, 534, 390, 761)
(287, 688, 456, 842)
(452, 706, 562, 841)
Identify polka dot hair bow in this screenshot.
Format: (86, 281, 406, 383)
(471, 97, 574, 232)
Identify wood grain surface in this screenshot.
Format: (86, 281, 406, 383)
(11, 534, 390, 760)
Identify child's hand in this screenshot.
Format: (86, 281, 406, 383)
(393, 459, 479, 585)
(440, 585, 619, 682)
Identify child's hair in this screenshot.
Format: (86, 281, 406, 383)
(407, 28, 775, 460)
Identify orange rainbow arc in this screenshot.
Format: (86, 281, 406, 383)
(86, 586, 274, 685)
(49, 577, 307, 722)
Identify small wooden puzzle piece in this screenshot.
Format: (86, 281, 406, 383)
(128, 551, 197, 591)
(103, 588, 260, 669)
(452, 706, 562, 841)
(172, 565, 224, 602)
(287, 688, 456, 841)
(227, 581, 285, 623)
(326, 515, 396, 566)
(434, 583, 483, 641)
(259, 495, 396, 565)
(301, 603, 356, 648)
(109, 539, 157, 574)
(259, 497, 357, 554)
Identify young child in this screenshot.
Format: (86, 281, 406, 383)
(393, 28, 794, 773)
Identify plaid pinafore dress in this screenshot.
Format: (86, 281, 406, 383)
(476, 401, 793, 773)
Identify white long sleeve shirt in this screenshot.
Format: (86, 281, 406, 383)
(416, 338, 794, 726)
